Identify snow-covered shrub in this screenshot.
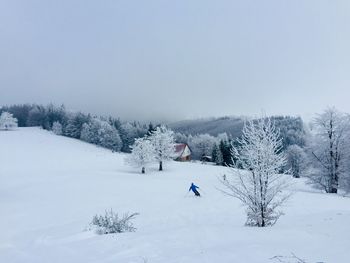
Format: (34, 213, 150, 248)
(52, 121, 63, 135)
(0, 111, 18, 130)
(90, 210, 139, 235)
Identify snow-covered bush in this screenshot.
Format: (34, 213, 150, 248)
(220, 117, 291, 227)
(0, 111, 18, 130)
(52, 121, 63, 135)
(90, 210, 139, 235)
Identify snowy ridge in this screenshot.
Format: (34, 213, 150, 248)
(0, 128, 349, 263)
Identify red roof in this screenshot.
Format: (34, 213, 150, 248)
(175, 143, 187, 154)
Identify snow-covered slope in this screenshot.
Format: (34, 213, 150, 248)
(1, 128, 349, 263)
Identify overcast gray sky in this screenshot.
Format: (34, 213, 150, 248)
(0, 0, 349, 121)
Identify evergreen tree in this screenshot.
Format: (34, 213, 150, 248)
(98, 121, 122, 152)
(45, 104, 67, 130)
(27, 105, 47, 127)
(220, 139, 233, 166)
(52, 121, 63, 135)
(80, 117, 122, 151)
(65, 112, 90, 139)
(147, 123, 157, 136)
(212, 143, 223, 165)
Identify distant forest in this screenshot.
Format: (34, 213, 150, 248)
(0, 103, 306, 164)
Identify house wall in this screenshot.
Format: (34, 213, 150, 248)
(181, 146, 191, 158)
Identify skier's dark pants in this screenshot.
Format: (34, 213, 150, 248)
(193, 189, 200, 196)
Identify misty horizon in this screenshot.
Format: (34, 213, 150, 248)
(1, 1, 349, 121)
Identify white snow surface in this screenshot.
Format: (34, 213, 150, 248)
(1, 128, 350, 263)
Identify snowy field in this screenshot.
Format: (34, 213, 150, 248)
(1, 128, 350, 263)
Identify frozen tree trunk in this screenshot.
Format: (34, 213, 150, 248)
(159, 161, 163, 171)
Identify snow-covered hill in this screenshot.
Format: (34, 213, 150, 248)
(1, 128, 349, 263)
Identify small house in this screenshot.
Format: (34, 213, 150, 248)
(200, 155, 212, 163)
(174, 143, 191, 161)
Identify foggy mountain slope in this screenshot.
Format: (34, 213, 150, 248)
(168, 116, 245, 137)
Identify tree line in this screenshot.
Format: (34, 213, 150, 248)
(0, 104, 305, 159)
(0, 103, 151, 152)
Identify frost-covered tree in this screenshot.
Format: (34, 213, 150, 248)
(0, 112, 18, 130)
(188, 133, 217, 160)
(220, 139, 235, 166)
(52, 121, 63, 135)
(174, 132, 188, 144)
(80, 122, 96, 143)
(26, 105, 46, 127)
(149, 125, 176, 171)
(126, 138, 155, 173)
(80, 117, 122, 152)
(271, 116, 306, 149)
(285, 145, 307, 178)
(64, 112, 90, 139)
(212, 143, 223, 165)
(0, 104, 32, 127)
(119, 122, 142, 153)
(220, 118, 290, 227)
(308, 107, 350, 193)
(98, 121, 122, 152)
(45, 104, 67, 130)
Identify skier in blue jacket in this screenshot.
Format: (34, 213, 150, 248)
(189, 182, 200, 196)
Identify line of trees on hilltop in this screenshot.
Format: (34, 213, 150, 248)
(0, 104, 307, 163)
(0, 103, 151, 152)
